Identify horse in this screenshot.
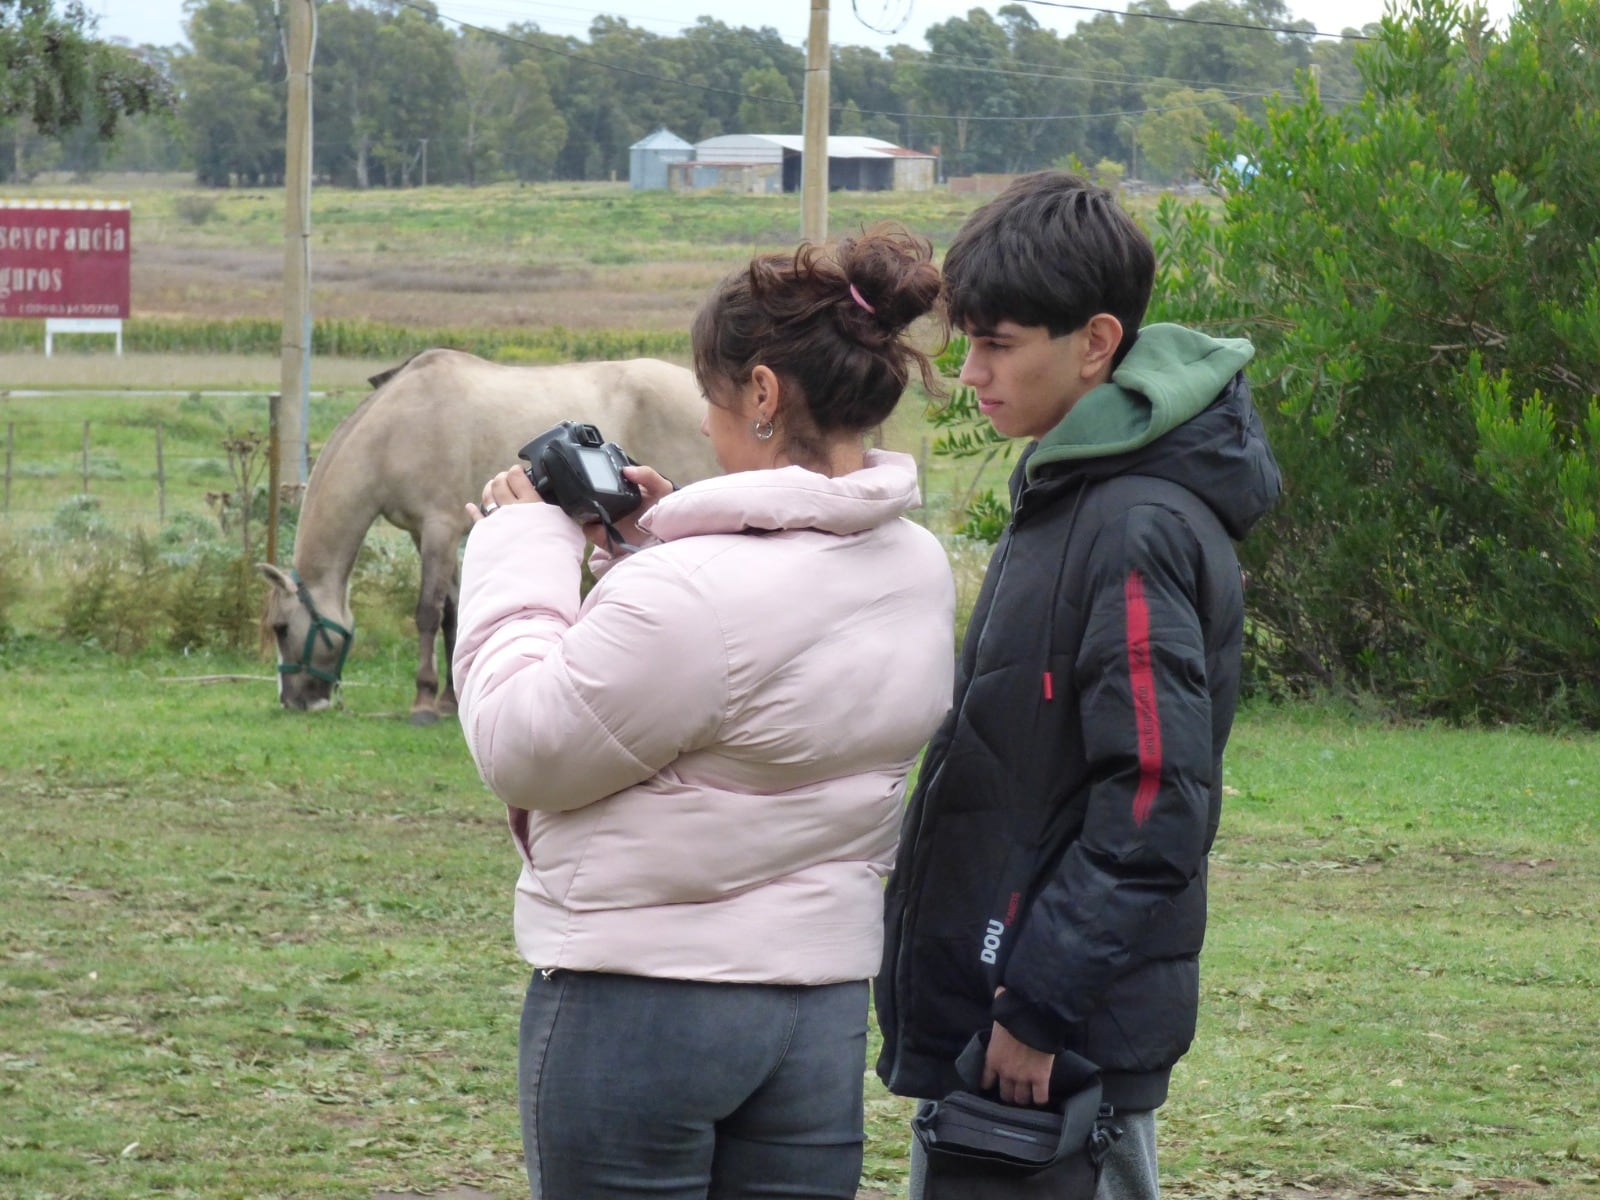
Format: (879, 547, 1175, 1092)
(257, 348, 720, 723)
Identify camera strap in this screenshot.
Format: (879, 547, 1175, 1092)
(597, 513, 641, 555)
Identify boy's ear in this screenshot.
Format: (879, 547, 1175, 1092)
(1080, 314, 1124, 380)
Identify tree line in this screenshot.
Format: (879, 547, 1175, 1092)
(936, 0, 1600, 726)
(4, 0, 1367, 187)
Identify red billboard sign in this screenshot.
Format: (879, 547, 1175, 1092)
(0, 201, 131, 319)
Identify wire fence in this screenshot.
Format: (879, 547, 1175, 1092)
(0, 410, 427, 564)
(1, 415, 253, 532)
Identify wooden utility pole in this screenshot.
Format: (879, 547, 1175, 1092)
(801, 0, 830, 243)
(275, 0, 316, 557)
(280, 0, 315, 484)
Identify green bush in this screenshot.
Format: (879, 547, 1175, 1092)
(1147, 0, 1600, 724)
(173, 194, 218, 226)
(51, 514, 267, 656)
(164, 549, 260, 653)
(48, 495, 117, 542)
(57, 537, 164, 653)
(0, 531, 20, 643)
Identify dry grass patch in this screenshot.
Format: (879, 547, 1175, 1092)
(0, 352, 383, 392)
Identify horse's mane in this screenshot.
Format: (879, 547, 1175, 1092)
(366, 350, 430, 391)
(310, 351, 431, 478)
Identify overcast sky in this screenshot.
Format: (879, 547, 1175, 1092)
(91, 0, 1517, 53)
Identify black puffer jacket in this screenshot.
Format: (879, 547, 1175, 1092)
(876, 340, 1281, 1111)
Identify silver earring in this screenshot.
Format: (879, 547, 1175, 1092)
(753, 418, 775, 441)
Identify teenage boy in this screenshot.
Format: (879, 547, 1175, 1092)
(875, 172, 1282, 1199)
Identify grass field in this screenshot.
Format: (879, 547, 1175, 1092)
(3, 178, 1597, 1200)
(2, 642, 1596, 1200)
(0, 178, 1002, 335)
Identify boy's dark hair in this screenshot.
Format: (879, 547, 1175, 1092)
(942, 171, 1156, 361)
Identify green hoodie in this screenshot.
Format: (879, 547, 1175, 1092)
(1025, 323, 1254, 481)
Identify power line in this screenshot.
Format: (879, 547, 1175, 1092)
(409, 1, 1294, 125)
(914, 47, 1356, 103)
(443, 0, 1380, 43)
(1015, 0, 1376, 41)
(432, 0, 1362, 99)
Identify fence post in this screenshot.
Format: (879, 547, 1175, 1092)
(82, 420, 91, 494)
(156, 423, 166, 525)
(4, 423, 12, 514)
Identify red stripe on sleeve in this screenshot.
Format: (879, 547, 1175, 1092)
(1125, 570, 1162, 827)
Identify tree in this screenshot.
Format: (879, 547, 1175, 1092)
(177, 0, 282, 186)
(669, 19, 803, 142)
(315, 0, 386, 188)
(735, 66, 795, 132)
(1136, 86, 1240, 180)
(492, 36, 566, 183)
(453, 33, 506, 185)
(549, 17, 663, 179)
(904, 8, 1022, 174)
(366, 5, 459, 186)
(1, 0, 173, 179)
(830, 45, 905, 143)
(1148, 0, 1600, 723)
(986, 5, 1095, 172)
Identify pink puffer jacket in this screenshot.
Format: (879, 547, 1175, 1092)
(454, 449, 955, 984)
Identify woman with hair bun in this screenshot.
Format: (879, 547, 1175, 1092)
(454, 225, 956, 1199)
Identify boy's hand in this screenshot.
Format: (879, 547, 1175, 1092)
(982, 1018, 1055, 1107)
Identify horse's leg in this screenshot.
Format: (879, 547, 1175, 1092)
(409, 522, 454, 726)
(438, 564, 460, 718)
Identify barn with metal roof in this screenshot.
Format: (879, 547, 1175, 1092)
(673, 134, 936, 194)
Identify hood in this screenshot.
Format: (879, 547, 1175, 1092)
(640, 448, 924, 540)
(1027, 324, 1255, 474)
(1021, 324, 1281, 540)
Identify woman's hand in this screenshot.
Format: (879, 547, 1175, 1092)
(584, 463, 675, 551)
(468, 465, 540, 524)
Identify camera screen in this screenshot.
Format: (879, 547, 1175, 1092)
(576, 446, 622, 491)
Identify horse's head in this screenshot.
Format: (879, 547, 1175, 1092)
(257, 563, 355, 711)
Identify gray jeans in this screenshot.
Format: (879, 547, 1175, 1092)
(908, 1105, 1159, 1200)
(518, 969, 868, 1199)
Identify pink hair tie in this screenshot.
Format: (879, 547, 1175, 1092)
(849, 282, 876, 314)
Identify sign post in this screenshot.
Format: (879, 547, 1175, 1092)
(0, 199, 131, 353)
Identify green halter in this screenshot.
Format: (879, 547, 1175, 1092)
(278, 570, 354, 686)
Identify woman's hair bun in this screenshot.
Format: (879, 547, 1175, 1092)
(834, 224, 943, 344)
(693, 223, 949, 443)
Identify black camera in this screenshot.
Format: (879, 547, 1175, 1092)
(518, 421, 642, 527)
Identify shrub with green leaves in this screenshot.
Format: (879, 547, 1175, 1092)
(0, 531, 20, 643)
(1144, 0, 1600, 725)
(926, 334, 1015, 544)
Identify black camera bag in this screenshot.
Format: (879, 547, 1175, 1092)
(912, 1033, 1121, 1199)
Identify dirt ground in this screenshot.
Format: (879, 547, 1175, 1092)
(372, 1180, 1556, 1199)
(131, 241, 729, 332)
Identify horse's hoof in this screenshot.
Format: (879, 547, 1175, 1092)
(408, 709, 441, 727)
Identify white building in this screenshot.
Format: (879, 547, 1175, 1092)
(675, 134, 936, 194)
